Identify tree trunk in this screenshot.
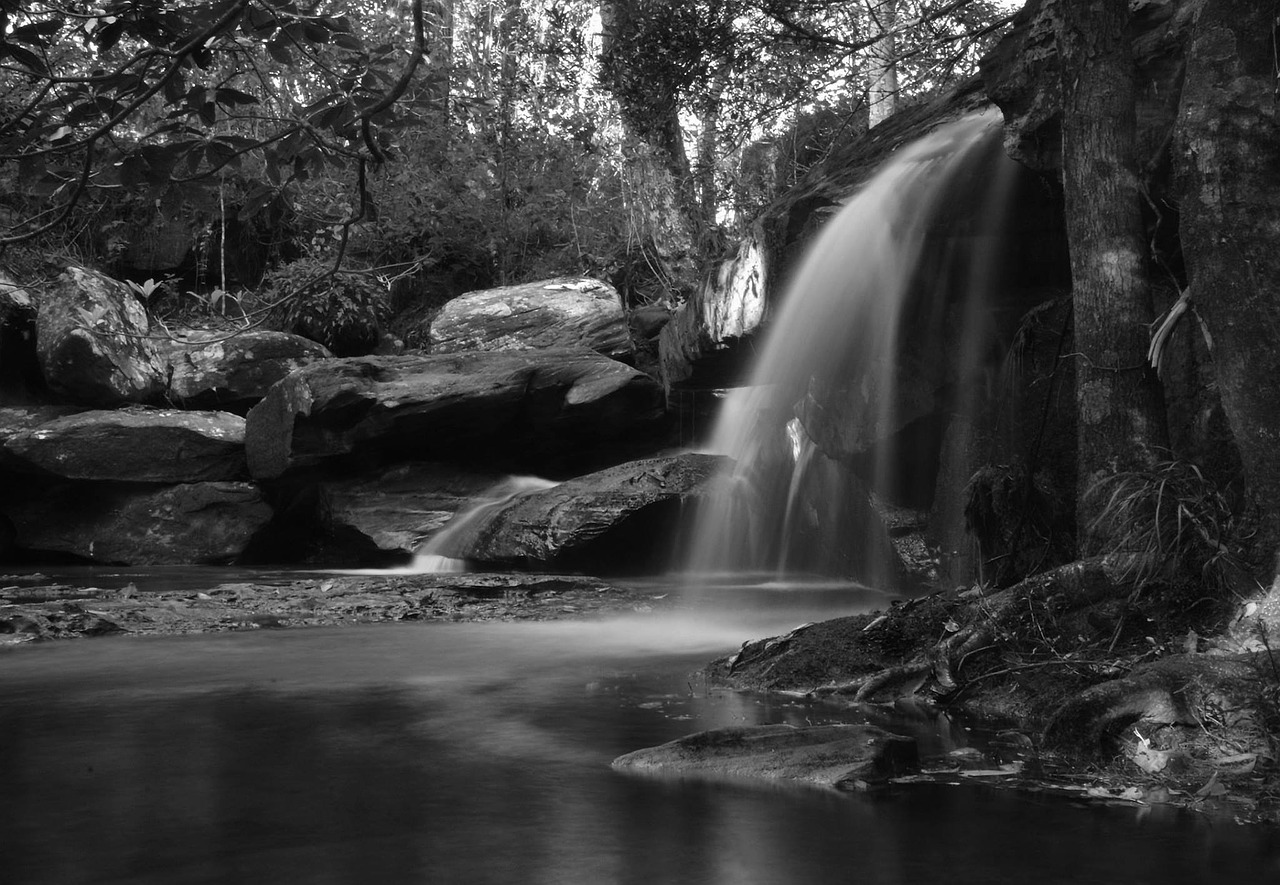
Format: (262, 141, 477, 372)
(1173, 0, 1280, 561)
(866, 0, 899, 127)
(1056, 0, 1167, 549)
(426, 0, 453, 116)
(598, 0, 699, 299)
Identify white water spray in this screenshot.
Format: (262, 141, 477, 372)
(684, 110, 1018, 585)
(411, 475, 560, 573)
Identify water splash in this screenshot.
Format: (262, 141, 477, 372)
(684, 110, 1018, 585)
(411, 475, 560, 572)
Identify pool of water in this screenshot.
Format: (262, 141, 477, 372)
(2, 579, 1278, 884)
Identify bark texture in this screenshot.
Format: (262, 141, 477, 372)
(1057, 0, 1167, 544)
(1173, 0, 1280, 548)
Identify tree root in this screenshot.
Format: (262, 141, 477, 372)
(846, 556, 1148, 704)
(1041, 653, 1266, 754)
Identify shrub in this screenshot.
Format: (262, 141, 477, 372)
(259, 257, 390, 356)
(1084, 458, 1252, 597)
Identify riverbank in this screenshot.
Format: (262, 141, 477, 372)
(4, 566, 1277, 826)
(0, 571, 674, 642)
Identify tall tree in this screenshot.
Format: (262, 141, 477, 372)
(1173, 0, 1280, 561)
(1056, 0, 1168, 545)
(865, 0, 899, 126)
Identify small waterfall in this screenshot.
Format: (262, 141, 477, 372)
(685, 110, 1019, 585)
(412, 476, 560, 573)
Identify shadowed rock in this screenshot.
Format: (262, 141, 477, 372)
(324, 463, 506, 556)
(244, 349, 665, 478)
(658, 223, 768, 391)
(613, 723, 918, 790)
(3, 408, 246, 482)
(4, 480, 271, 564)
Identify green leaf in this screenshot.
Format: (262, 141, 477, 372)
(205, 140, 239, 169)
(267, 35, 292, 65)
(239, 184, 278, 220)
(163, 71, 187, 106)
(9, 19, 62, 45)
(2, 43, 48, 75)
(302, 21, 330, 43)
(214, 87, 260, 107)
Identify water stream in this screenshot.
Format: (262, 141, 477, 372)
(685, 111, 1014, 585)
(2, 583, 1276, 884)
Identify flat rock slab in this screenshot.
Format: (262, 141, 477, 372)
(244, 349, 664, 478)
(613, 723, 918, 790)
(434, 452, 727, 571)
(0, 573, 670, 642)
(3, 408, 246, 482)
(429, 278, 633, 360)
(4, 481, 270, 564)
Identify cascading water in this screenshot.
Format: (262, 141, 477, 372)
(684, 110, 1021, 585)
(412, 475, 560, 572)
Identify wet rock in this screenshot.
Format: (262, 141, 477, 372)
(428, 278, 633, 361)
(3, 408, 246, 483)
(4, 481, 271, 564)
(0, 405, 82, 468)
(981, 0, 1197, 173)
(430, 452, 726, 573)
(244, 349, 665, 479)
(323, 463, 506, 556)
(35, 265, 167, 404)
(157, 328, 333, 410)
(658, 223, 769, 391)
(612, 723, 918, 790)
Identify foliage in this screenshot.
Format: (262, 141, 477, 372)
(1084, 458, 1253, 597)
(0, 0, 1014, 319)
(260, 256, 390, 356)
(964, 461, 1073, 587)
(0, 0, 430, 256)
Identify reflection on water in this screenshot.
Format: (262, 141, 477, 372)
(2, 597, 1279, 884)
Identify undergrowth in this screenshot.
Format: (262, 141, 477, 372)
(260, 257, 390, 356)
(1084, 458, 1252, 600)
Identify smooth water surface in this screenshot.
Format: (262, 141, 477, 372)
(2, 582, 1277, 884)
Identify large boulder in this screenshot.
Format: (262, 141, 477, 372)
(427, 278, 633, 361)
(35, 265, 167, 404)
(244, 349, 666, 478)
(612, 724, 918, 791)
(157, 328, 333, 411)
(428, 452, 726, 572)
(3, 480, 271, 564)
(658, 223, 769, 391)
(3, 408, 246, 483)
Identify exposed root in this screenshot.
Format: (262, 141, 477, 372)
(852, 661, 931, 703)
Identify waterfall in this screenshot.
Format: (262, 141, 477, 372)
(412, 475, 560, 573)
(684, 109, 1020, 585)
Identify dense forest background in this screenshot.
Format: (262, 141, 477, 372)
(0, 0, 1012, 332)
